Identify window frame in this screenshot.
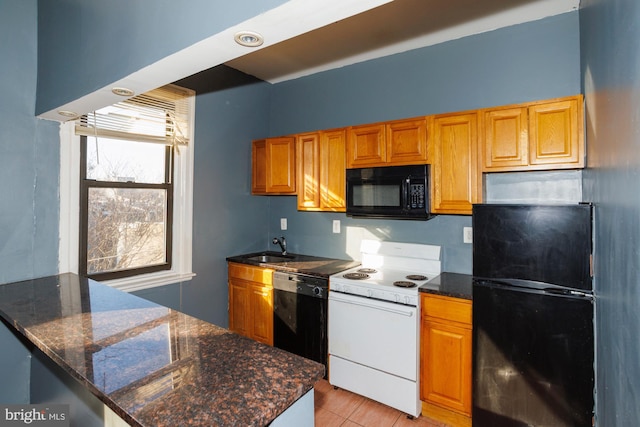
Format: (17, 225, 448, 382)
(59, 93, 195, 292)
(79, 136, 175, 281)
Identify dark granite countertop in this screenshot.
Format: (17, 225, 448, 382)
(0, 274, 324, 427)
(419, 272, 473, 300)
(226, 251, 360, 278)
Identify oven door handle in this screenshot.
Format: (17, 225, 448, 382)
(329, 293, 415, 317)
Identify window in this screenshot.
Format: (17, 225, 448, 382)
(79, 136, 173, 280)
(60, 84, 195, 291)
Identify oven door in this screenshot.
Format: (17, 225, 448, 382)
(328, 291, 418, 381)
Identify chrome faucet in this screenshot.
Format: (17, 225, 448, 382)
(272, 236, 287, 255)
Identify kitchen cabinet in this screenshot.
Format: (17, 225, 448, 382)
(297, 129, 346, 211)
(481, 95, 584, 171)
(430, 112, 481, 215)
(346, 117, 429, 168)
(386, 117, 430, 165)
(420, 293, 472, 426)
(252, 137, 296, 194)
(347, 123, 385, 167)
(228, 262, 274, 345)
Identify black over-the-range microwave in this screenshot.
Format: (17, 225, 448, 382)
(346, 164, 433, 220)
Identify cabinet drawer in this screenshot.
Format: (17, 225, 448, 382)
(421, 294, 471, 325)
(228, 262, 273, 286)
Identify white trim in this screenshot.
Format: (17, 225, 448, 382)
(59, 122, 80, 275)
(104, 271, 196, 293)
(58, 93, 196, 292)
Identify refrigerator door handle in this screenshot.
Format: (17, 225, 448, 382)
(543, 287, 592, 297)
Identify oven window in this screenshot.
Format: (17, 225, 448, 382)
(352, 184, 400, 207)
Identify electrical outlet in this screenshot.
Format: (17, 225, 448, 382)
(463, 227, 473, 244)
(280, 218, 287, 230)
(332, 220, 341, 234)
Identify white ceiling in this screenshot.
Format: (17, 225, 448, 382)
(226, 0, 580, 83)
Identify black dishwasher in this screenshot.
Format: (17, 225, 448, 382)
(273, 271, 328, 375)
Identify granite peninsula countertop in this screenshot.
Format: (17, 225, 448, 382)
(0, 274, 324, 427)
(419, 272, 473, 300)
(226, 251, 360, 278)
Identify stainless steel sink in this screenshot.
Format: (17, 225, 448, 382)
(246, 254, 294, 263)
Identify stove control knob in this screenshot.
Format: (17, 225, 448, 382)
(367, 290, 373, 298)
(404, 296, 411, 305)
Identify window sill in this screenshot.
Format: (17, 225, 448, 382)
(103, 270, 196, 292)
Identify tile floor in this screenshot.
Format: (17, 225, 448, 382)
(314, 379, 450, 427)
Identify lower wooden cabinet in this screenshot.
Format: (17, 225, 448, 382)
(228, 262, 274, 345)
(420, 293, 472, 424)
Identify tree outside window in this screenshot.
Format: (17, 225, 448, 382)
(80, 136, 173, 280)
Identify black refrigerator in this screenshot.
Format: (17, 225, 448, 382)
(472, 204, 595, 427)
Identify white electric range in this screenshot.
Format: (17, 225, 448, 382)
(328, 240, 441, 417)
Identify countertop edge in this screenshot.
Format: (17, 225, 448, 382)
(226, 252, 360, 278)
(419, 272, 473, 300)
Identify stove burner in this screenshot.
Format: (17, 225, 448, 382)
(393, 280, 417, 288)
(357, 268, 377, 274)
(343, 272, 370, 280)
(406, 274, 428, 281)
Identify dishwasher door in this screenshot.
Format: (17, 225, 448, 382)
(273, 272, 328, 373)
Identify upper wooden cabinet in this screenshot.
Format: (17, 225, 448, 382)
(347, 118, 429, 168)
(297, 129, 346, 211)
(347, 123, 386, 167)
(430, 112, 481, 215)
(296, 133, 321, 209)
(252, 137, 296, 194)
(481, 95, 584, 172)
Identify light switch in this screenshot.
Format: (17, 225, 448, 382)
(333, 220, 341, 234)
(463, 227, 473, 243)
(280, 218, 287, 230)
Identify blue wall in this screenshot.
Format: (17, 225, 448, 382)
(580, 0, 640, 424)
(0, 0, 61, 403)
(35, 0, 288, 115)
(269, 13, 581, 134)
(172, 67, 272, 326)
(137, 67, 273, 328)
(263, 12, 582, 274)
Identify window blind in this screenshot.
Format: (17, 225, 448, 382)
(75, 84, 194, 146)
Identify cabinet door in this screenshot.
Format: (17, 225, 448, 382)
(431, 112, 481, 214)
(251, 139, 267, 194)
(347, 124, 386, 168)
(228, 278, 250, 337)
(266, 137, 296, 193)
(249, 283, 273, 345)
(297, 132, 321, 210)
(421, 318, 472, 416)
(482, 107, 529, 171)
(386, 118, 429, 165)
(320, 129, 346, 211)
(529, 96, 584, 168)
